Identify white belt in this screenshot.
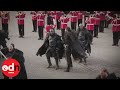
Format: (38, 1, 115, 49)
(96, 18, 100, 20)
(62, 23, 67, 24)
(71, 16, 77, 17)
(37, 19, 44, 21)
(78, 13, 82, 15)
(2, 17, 8, 19)
(112, 24, 120, 26)
(87, 24, 94, 25)
(17, 18, 24, 20)
(51, 15, 55, 17)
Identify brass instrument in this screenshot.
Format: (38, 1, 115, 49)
(18, 11, 25, 16)
(1, 11, 10, 20)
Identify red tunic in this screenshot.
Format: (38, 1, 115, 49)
(56, 11, 63, 20)
(49, 11, 56, 19)
(86, 17, 94, 30)
(70, 11, 78, 22)
(94, 17, 100, 25)
(100, 13, 105, 21)
(111, 19, 120, 32)
(16, 13, 25, 25)
(37, 14, 45, 26)
(77, 12, 83, 19)
(46, 24, 56, 32)
(117, 19, 120, 31)
(60, 17, 69, 29)
(2, 13, 9, 24)
(30, 11, 37, 20)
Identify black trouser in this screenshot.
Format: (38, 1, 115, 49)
(56, 19, 61, 30)
(2, 23, 9, 38)
(61, 29, 65, 40)
(99, 20, 104, 32)
(71, 22, 76, 31)
(38, 26, 44, 39)
(119, 31, 120, 39)
(32, 20, 37, 32)
(104, 20, 107, 28)
(106, 21, 109, 28)
(84, 16, 88, 27)
(65, 45, 73, 71)
(113, 31, 119, 45)
(18, 24, 24, 37)
(94, 25, 99, 37)
(85, 23, 87, 27)
(46, 47, 59, 67)
(78, 19, 82, 27)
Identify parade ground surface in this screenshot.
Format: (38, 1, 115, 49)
(0, 11, 120, 79)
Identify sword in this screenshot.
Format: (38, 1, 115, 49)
(0, 50, 7, 60)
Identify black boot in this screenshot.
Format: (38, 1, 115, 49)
(55, 58, 59, 70)
(47, 59, 52, 68)
(64, 65, 70, 72)
(55, 66, 59, 70)
(47, 65, 52, 68)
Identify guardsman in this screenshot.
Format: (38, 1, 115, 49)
(111, 15, 120, 46)
(105, 12, 111, 28)
(47, 13, 53, 25)
(84, 11, 90, 27)
(107, 11, 113, 28)
(1, 11, 10, 39)
(94, 14, 100, 38)
(70, 11, 78, 30)
(16, 11, 26, 38)
(77, 11, 83, 27)
(30, 11, 37, 32)
(56, 11, 64, 30)
(85, 14, 95, 36)
(85, 14, 95, 44)
(99, 11, 105, 33)
(103, 11, 107, 28)
(60, 14, 69, 40)
(118, 16, 120, 40)
(37, 11, 46, 40)
(49, 11, 56, 25)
